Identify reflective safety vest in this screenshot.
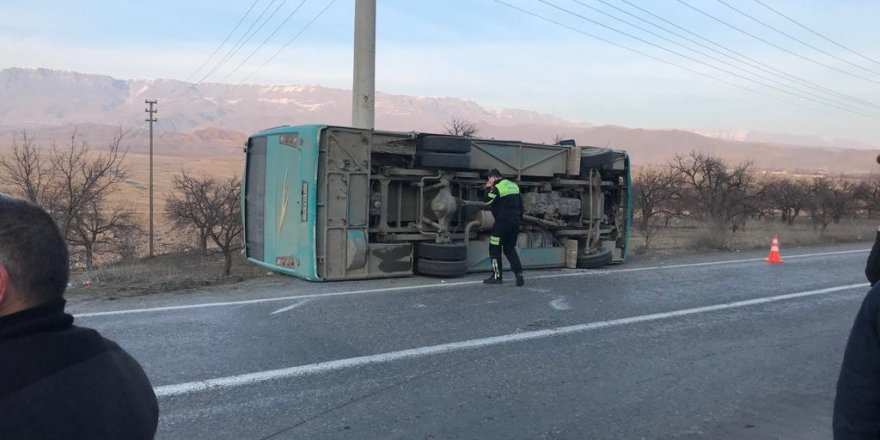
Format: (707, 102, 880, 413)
(485, 178, 523, 222)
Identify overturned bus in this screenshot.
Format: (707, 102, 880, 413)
(242, 124, 631, 281)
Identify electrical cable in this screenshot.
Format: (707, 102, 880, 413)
(539, 0, 880, 118)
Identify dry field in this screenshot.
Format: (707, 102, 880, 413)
(108, 152, 244, 252)
(0, 146, 259, 299)
(630, 218, 876, 257)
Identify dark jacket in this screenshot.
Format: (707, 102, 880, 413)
(485, 178, 523, 223)
(866, 231, 880, 286)
(834, 284, 880, 439)
(0, 298, 158, 439)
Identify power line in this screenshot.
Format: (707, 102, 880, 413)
(236, 0, 339, 85)
(175, 0, 339, 108)
(715, 0, 880, 78)
(189, 0, 310, 97)
(180, 0, 262, 85)
(673, 0, 880, 86)
(165, 0, 287, 105)
(207, 0, 290, 81)
(569, 0, 880, 115)
(159, 0, 261, 102)
(537, 0, 880, 119)
(751, 0, 880, 69)
(600, 0, 880, 112)
(492, 1, 843, 119)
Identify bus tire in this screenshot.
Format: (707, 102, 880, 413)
(576, 247, 612, 269)
(416, 258, 468, 277)
(580, 148, 615, 170)
(417, 136, 472, 154)
(417, 242, 468, 261)
(417, 152, 471, 169)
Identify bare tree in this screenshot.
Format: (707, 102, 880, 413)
(165, 173, 243, 276)
(110, 222, 146, 264)
(48, 128, 129, 238)
(165, 172, 215, 255)
(809, 176, 835, 231)
(0, 130, 51, 204)
(444, 117, 479, 137)
(828, 178, 860, 224)
(670, 151, 757, 234)
(633, 166, 679, 248)
(762, 176, 811, 225)
(68, 200, 139, 269)
(858, 175, 880, 219)
(1, 127, 132, 267)
(207, 176, 243, 276)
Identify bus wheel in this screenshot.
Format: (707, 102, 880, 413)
(416, 258, 468, 277)
(417, 242, 468, 261)
(576, 248, 612, 269)
(580, 148, 615, 171)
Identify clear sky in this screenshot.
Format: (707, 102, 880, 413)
(1, 0, 879, 146)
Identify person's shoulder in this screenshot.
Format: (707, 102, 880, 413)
(63, 325, 138, 362)
(863, 283, 880, 307)
(854, 284, 880, 326)
(68, 325, 135, 355)
(67, 327, 153, 391)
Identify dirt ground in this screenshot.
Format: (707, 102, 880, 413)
(67, 252, 268, 299)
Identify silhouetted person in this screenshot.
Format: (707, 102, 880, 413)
(865, 226, 880, 286)
(833, 227, 880, 439)
(483, 169, 525, 286)
(0, 194, 158, 439)
(834, 283, 880, 439)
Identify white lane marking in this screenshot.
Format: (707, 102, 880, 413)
(527, 287, 550, 293)
(270, 299, 313, 315)
(73, 280, 478, 318)
(550, 297, 571, 311)
(153, 282, 868, 397)
(785, 249, 868, 259)
(530, 249, 870, 280)
(74, 248, 869, 318)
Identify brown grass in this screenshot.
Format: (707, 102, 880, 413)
(104, 153, 243, 252)
(67, 251, 268, 299)
(631, 218, 876, 257)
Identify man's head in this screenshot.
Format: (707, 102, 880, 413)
(0, 194, 69, 315)
(486, 169, 503, 188)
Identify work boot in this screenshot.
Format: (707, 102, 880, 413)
(483, 276, 502, 285)
(515, 274, 525, 287)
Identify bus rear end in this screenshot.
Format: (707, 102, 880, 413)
(243, 125, 322, 281)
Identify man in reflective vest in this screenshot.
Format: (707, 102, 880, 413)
(483, 169, 525, 286)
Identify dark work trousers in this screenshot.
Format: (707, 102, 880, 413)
(489, 219, 523, 279)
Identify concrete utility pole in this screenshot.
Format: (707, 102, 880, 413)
(145, 100, 157, 257)
(351, 0, 376, 129)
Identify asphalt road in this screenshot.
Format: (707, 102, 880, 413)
(68, 242, 873, 440)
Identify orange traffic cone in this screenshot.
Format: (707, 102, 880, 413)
(766, 234, 784, 264)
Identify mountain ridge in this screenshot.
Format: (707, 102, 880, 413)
(0, 67, 876, 173)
